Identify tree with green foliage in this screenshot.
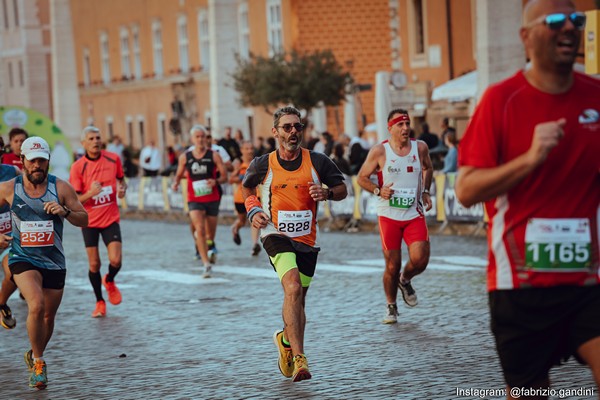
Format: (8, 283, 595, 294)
(231, 49, 352, 117)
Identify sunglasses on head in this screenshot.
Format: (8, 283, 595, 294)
(529, 12, 586, 31)
(276, 123, 305, 133)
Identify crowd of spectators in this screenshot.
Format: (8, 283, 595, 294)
(1, 118, 456, 180)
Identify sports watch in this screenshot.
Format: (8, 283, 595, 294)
(373, 187, 381, 196)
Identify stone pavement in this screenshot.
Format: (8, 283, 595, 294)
(0, 219, 596, 399)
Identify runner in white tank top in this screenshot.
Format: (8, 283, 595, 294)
(376, 139, 424, 221)
(357, 109, 433, 324)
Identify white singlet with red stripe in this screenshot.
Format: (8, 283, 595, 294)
(376, 140, 424, 221)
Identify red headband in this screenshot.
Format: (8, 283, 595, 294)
(388, 114, 410, 128)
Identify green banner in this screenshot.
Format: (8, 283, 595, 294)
(0, 106, 73, 178)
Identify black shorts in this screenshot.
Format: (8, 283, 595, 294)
(234, 202, 246, 215)
(263, 235, 318, 286)
(82, 222, 122, 248)
(489, 285, 600, 388)
(188, 200, 220, 216)
(9, 262, 66, 290)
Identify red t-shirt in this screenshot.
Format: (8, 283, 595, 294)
(459, 71, 600, 291)
(70, 151, 124, 228)
(2, 152, 23, 169)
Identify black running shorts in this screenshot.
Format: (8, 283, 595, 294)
(82, 222, 122, 248)
(10, 262, 66, 290)
(188, 200, 220, 216)
(234, 202, 246, 215)
(489, 285, 600, 388)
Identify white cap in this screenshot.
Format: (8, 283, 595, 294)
(21, 137, 51, 161)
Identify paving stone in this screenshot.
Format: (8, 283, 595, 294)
(0, 219, 595, 399)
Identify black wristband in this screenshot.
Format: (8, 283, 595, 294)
(327, 188, 334, 200)
(63, 206, 71, 219)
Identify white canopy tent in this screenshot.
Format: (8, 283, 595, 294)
(431, 64, 591, 103)
(431, 71, 477, 102)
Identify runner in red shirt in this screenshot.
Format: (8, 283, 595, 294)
(70, 126, 127, 318)
(456, 0, 600, 393)
(1, 128, 28, 169)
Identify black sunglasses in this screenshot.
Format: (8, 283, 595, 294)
(276, 123, 305, 133)
(528, 12, 586, 31)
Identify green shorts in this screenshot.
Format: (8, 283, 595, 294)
(263, 235, 318, 288)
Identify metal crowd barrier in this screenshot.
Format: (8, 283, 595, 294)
(120, 173, 486, 234)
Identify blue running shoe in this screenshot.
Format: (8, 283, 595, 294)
(29, 360, 47, 390)
(208, 243, 218, 264)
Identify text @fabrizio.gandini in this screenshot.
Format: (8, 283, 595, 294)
(455, 386, 595, 399)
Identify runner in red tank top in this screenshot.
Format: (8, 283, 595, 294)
(172, 125, 227, 278)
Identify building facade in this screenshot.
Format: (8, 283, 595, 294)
(1, 0, 597, 162)
(67, 0, 479, 148)
(0, 0, 52, 118)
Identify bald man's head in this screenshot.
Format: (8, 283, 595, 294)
(523, 0, 576, 26)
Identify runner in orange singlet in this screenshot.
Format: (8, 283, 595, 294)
(229, 141, 260, 256)
(243, 106, 347, 382)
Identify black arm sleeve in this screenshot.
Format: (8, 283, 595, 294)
(309, 151, 345, 188)
(242, 154, 270, 188)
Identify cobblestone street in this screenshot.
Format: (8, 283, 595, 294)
(0, 219, 596, 399)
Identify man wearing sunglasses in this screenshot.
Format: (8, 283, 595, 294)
(242, 106, 347, 382)
(456, 0, 600, 396)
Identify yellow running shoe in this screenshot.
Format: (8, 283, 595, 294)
(272, 330, 293, 378)
(24, 349, 34, 370)
(0, 304, 16, 329)
(292, 354, 311, 382)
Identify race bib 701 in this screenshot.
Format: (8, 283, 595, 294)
(92, 185, 114, 207)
